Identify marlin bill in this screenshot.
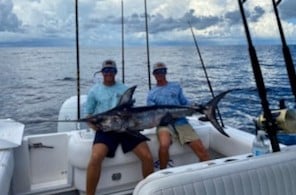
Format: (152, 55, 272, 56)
(57, 86, 231, 137)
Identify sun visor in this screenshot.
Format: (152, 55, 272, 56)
(0, 119, 24, 149)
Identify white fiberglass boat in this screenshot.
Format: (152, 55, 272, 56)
(1, 95, 295, 195)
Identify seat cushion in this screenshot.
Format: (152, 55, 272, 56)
(134, 146, 296, 195)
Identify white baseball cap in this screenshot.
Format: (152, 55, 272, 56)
(153, 62, 167, 72)
(101, 59, 117, 71)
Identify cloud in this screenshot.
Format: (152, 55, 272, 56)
(0, 0, 295, 46)
(224, 5, 265, 25)
(112, 9, 220, 35)
(279, 0, 296, 19)
(185, 10, 220, 30)
(0, 0, 22, 32)
(144, 9, 220, 33)
(250, 6, 265, 22)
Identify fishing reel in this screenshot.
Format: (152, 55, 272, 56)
(256, 108, 296, 134)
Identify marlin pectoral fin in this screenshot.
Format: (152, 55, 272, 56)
(202, 89, 234, 137)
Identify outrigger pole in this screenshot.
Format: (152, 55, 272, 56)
(75, 0, 81, 119)
(144, 0, 152, 90)
(238, 0, 280, 152)
(188, 21, 224, 127)
(271, 0, 296, 103)
(121, 0, 125, 83)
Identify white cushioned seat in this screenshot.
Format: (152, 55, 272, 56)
(68, 120, 211, 194)
(133, 146, 296, 195)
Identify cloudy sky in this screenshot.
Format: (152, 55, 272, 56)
(0, 0, 295, 47)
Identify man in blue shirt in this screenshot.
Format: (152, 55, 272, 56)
(85, 60, 153, 195)
(147, 62, 209, 169)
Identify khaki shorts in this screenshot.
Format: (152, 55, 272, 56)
(157, 123, 199, 145)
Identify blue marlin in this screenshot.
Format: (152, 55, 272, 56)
(71, 85, 231, 137)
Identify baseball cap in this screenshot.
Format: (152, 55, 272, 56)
(101, 59, 117, 72)
(153, 62, 167, 73)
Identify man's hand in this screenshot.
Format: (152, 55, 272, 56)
(86, 115, 102, 131)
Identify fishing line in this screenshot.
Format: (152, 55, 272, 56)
(187, 20, 225, 128)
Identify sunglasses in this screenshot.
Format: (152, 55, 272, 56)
(153, 68, 167, 75)
(102, 67, 117, 74)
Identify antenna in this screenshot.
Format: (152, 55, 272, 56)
(121, 0, 125, 83)
(75, 0, 81, 120)
(144, 0, 152, 90)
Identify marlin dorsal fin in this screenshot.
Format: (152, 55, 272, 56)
(117, 85, 137, 108)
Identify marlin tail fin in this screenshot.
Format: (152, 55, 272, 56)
(202, 89, 233, 137)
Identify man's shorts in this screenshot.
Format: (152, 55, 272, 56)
(157, 123, 199, 145)
(93, 131, 149, 158)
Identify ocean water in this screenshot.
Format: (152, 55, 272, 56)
(0, 45, 295, 136)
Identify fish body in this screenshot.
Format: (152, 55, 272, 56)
(80, 85, 230, 137)
(87, 105, 199, 132)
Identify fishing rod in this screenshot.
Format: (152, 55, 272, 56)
(121, 0, 125, 83)
(144, 0, 152, 90)
(188, 20, 224, 127)
(271, 0, 296, 103)
(238, 0, 280, 152)
(75, 0, 81, 120)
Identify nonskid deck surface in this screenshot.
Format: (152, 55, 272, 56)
(208, 148, 225, 159)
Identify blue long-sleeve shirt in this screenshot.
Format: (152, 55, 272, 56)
(147, 82, 190, 125)
(85, 82, 128, 115)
